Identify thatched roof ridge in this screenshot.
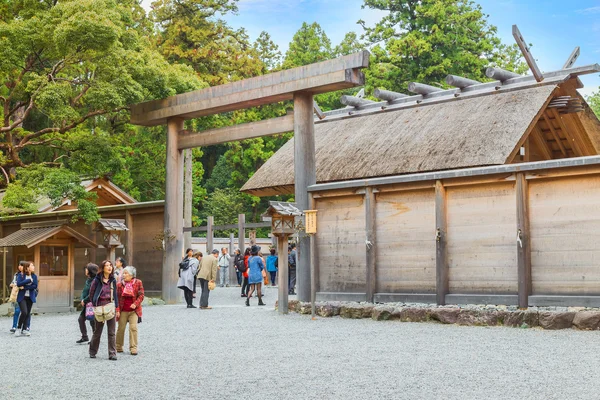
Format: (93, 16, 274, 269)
(241, 85, 557, 196)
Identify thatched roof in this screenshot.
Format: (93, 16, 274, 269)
(242, 85, 557, 196)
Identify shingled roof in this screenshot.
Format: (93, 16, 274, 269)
(242, 84, 572, 196)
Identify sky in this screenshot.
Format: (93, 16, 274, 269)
(141, 0, 600, 96)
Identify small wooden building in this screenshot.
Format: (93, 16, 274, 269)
(242, 70, 600, 307)
(0, 178, 164, 312)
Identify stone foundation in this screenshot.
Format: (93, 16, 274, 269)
(276, 301, 600, 330)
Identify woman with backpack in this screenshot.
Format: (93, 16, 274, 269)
(89, 260, 119, 360)
(266, 248, 278, 287)
(240, 247, 251, 297)
(116, 266, 144, 356)
(177, 248, 199, 308)
(9, 261, 26, 333)
(14, 261, 38, 336)
(233, 249, 243, 287)
(77, 263, 98, 344)
(245, 245, 266, 307)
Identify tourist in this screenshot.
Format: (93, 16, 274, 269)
(194, 251, 203, 297)
(241, 247, 251, 297)
(197, 249, 218, 309)
(116, 266, 144, 356)
(233, 249, 243, 286)
(77, 263, 98, 344)
(246, 245, 265, 306)
(177, 248, 199, 308)
(89, 260, 119, 360)
(14, 261, 38, 336)
(114, 257, 126, 283)
(218, 247, 231, 287)
(9, 261, 26, 333)
(288, 244, 297, 295)
(266, 248, 278, 287)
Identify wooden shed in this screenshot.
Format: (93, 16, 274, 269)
(242, 66, 600, 307)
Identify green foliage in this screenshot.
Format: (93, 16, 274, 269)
(282, 22, 333, 69)
(588, 91, 600, 118)
(360, 0, 528, 93)
(254, 31, 282, 72)
(201, 188, 247, 236)
(3, 165, 99, 223)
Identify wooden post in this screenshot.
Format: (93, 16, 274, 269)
(516, 173, 531, 308)
(229, 232, 235, 283)
(249, 230, 256, 245)
(162, 117, 184, 304)
(309, 193, 317, 318)
(238, 214, 245, 253)
(206, 216, 214, 254)
(183, 148, 193, 250)
(277, 234, 289, 314)
(435, 180, 449, 305)
(365, 187, 376, 303)
(294, 92, 316, 302)
(125, 210, 133, 265)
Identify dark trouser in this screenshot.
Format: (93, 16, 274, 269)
(182, 287, 194, 306)
(236, 270, 243, 286)
(89, 316, 116, 357)
(193, 276, 198, 294)
(78, 309, 96, 339)
(241, 276, 249, 295)
(199, 278, 210, 307)
(269, 271, 277, 285)
(17, 297, 33, 330)
(289, 267, 297, 293)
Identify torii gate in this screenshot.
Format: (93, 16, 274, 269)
(130, 51, 370, 303)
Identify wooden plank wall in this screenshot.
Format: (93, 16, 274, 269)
(315, 195, 366, 293)
(375, 189, 436, 293)
(446, 183, 518, 294)
(529, 175, 600, 295)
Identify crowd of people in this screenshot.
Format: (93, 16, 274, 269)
(6, 242, 298, 360)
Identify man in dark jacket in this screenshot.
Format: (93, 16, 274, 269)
(288, 244, 297, 295)
(77, 263, 98, 344)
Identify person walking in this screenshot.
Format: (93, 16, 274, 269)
(114, 257, 126, 283)
(9, 261, 26, 333)
(233, 249, 243, 286)
(177, 248, 199, 308)
(266, 248, 278, 287)
(116, 266, 144, 356)
(77, 263, 98, 344)
(197, 249, 218, 309)
(288, 244, 297, 295)
(240, 247, 251, 297)
(246, 245, 265, 306)
(218, 247, 231, 287)
(14, 262, 38, 337)
(89, 260, 119, 360)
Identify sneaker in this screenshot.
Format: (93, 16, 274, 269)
(9, 328, 15, 333)
(109, 355, 117, 361)
(21, 330, 30, 337)
(14, 330, 21, 337)
(76, 337, 89, 344)
(90, 354, 97, 359)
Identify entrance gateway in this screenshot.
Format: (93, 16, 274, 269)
(130, 52, 370, 304)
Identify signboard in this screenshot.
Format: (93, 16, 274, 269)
(304, 210, 318, 234)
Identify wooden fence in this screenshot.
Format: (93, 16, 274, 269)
(309, 156, 600, 307)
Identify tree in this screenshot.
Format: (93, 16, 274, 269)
(588, 91, 600, 118)
(282, 22, 333, 69)
(335, 32, 365, 56)
(254, 31, 282, 73)
(0, 0, 201, 221)
(151, 0, 263, 85)
(359, 0, 527, 93)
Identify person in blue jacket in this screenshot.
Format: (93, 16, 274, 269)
(266, 248, 278, 287)
(15, 261, 38, 337)
(245, 245, 266, 307)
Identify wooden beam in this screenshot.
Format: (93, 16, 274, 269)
(313, 101, 325, 120)
(340, 95, 374, 107)
(237, 214, 245, 254)
(184, 221, 270, 233)
(542, 114, 568, 156)
(512, 25, 543, 82)
(277, 234, 289, 314)
(183, 148, 193, 249)
(531, 125, 553, 160)
(125, 210, 133, 265)
(516, 173, 531, 308)
(130, 51, 369, 126)
(435, 180, 448, 306)
(445, 75, 480, 88)
(206, 216, 214, 254)
(563, 46, 580, 69)
(408, 82, 443, 95)
(548, 109, 583, 157)
(365, 187, 376, 303)
(373, 88, 408, 102)
(178, 115, 294, 149)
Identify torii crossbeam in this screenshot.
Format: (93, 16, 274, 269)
(129, 51, 370, 303)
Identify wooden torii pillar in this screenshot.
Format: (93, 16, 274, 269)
(130, 51, 370, 304)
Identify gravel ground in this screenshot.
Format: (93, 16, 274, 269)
(2, 285, 600, 400)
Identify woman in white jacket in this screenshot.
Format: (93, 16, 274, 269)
(177, 248, 200, 308)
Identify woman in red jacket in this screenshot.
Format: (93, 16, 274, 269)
(241, 247, 251, 297)
(116, 266, 144, 356)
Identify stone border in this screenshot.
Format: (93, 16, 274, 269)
(278, 301, 600, 330)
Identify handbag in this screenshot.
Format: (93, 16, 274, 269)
(85, 302, 95, 321)
(9, 285, 19, 303)
(94, 284, 115, 322)
(208, 281, 216, 291)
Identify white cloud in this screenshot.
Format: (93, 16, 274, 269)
(577, 6, 600, 14)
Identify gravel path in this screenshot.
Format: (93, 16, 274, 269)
(2, 285, 600, 400)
